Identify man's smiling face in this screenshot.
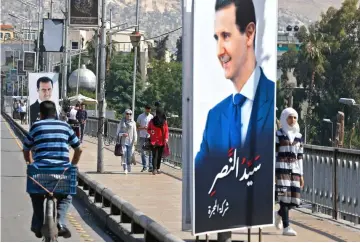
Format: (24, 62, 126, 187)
(214, 3, 250, 82)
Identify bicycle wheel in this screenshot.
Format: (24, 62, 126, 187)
(42, 198, 58, 242)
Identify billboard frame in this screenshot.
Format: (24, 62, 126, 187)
(68, 0, 100, 28)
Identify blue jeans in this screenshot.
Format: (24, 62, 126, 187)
(30, 194, 72, 230)
(139, 137, 152, 170)
(122, 145, 133, 172)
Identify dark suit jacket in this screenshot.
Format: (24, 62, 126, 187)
(30, 100, 59, 126)
(194, 68, 275, 234)
(30, 100, 40, 126)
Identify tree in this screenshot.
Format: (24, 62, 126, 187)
(105, 53, 145, 119)
(290, 0, 360, 146)
(148, 35, 169, 61)
(143, 59, 182, 127)
(175, 36, 182, 62)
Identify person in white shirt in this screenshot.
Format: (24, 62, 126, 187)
(68, 104, 80, 138)
(137, 104, 154, 172)
(117, 109, 137, 174)
(19, 102, 27, 124)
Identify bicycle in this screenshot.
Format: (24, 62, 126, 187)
(26, 164, 77, 242)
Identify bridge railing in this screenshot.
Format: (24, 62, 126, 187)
(85, 116, 360, 224)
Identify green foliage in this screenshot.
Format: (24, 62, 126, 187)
(175, 36, 182, 62)
(105, 53, 145, 118)
(279, 0, 360, 147)
(149, 35, 169, 61)
(143, 60, 182, 127)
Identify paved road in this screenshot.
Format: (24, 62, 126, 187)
(0, 117, 115, 242)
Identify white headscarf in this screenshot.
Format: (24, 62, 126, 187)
(280, 107, 300, 143)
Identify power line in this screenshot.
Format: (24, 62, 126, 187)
(112, 26, 182, 44)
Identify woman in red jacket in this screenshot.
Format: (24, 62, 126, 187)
(147, 107, 169, 175)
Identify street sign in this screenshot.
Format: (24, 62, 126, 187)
(23, 51, 36, 72)
(17, 60, 27, 76)
(69, 0, 99, 27)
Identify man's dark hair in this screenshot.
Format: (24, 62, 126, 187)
(215, 0, 256, 34)
(154, 101, 161, 107)
(145, 104, 151, 109)
(40, 100, 57, 119)
(37, 76, 53, 89)
(75, 103, 80, 108)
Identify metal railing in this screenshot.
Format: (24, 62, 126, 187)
(85, 116, 360, 224)
(2, 102, 359, 225)
(84, 117, 183, 167)
(1, 112, 183, 242)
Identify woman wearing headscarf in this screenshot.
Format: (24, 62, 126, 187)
(147, 107, 169, 175)
(275, 107, 304, 236)
(116, 109, 137, 174)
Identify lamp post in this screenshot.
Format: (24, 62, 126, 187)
(130, 30, 141, 118)
(97, 0, 107, 173)
(129, 0, 141, 119)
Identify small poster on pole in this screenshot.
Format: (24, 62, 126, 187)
(23, 51, 36, 72)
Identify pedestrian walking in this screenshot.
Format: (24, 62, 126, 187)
(275, 107, 304, 236)
(147, 107, 169, 175)
(116, 109, 137, 174)
(137, 104, 154, 172)
(19, 102, 27, 124)
(76, 103, 88, 143)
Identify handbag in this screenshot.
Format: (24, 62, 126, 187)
(142, 138, 153, 151)
(114, 134, 124, 156)
(162, 142, 170, 158)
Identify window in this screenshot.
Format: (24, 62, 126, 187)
(72, 41, 79, 50)
(0, 33, 3, 40)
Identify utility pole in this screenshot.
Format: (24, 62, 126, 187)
(95, 28, 99, 117)
(131, 0, 140, 119)
(36, 0, 41, 72)
(76, 38, 82, 95)
(109, 8, 113, 58)
(48, 0, 53, 72)
(62, 0, 69, 99)
(97, 0, 107, 173)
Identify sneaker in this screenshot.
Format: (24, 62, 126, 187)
(148, 169, 153, 172)
(125, 169, 128, 175)
(58, 225, 71, 238)
(141, 167, 146, 172)
(275, 212, 283, 229)
(152, 170, 156, 175)
(156, 169, 161, 174)
(283, 227, 297, 236)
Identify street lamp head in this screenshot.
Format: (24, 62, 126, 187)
(130, 31, 142, 48)
(339, 98, 356, 106)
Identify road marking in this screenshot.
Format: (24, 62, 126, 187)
(3, 120, 96, 242)
(4, 120, 23, 149)
(67, 213, 95, 242)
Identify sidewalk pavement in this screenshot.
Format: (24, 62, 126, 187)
(11, 117, 360, 242)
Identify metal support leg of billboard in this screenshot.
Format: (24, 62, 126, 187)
(97, 0, 107, 173)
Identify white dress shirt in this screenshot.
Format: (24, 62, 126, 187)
(232, 66, 261, 145)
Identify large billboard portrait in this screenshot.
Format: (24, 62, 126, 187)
(28, 73, 60, 125)
(191, 0, 277, 235)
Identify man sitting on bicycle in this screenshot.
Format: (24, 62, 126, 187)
(23, 100, 83, 239)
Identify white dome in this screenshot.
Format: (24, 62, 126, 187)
(68, 64, 96, 91)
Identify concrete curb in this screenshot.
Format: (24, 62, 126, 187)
(2, 112, 184, 242)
